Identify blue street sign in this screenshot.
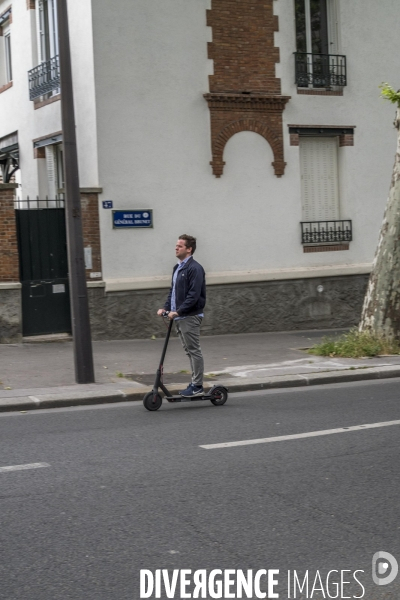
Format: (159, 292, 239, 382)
(112, 210, 153, 229)
(103, 201, 113, 209)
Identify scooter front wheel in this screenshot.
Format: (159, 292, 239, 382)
(143, 392, 163, 411)
(210, 386, 228, 406)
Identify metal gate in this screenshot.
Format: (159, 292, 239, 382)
(15, 199, 71, 337)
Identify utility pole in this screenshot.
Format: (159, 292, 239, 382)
(57, 0, 95, 383)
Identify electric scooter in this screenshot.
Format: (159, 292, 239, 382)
(143, 313, 228, 411)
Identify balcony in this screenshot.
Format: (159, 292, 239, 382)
(301, 220, 352, 245)
(295, 53, 347, 89)
(28, 56, 60, 101)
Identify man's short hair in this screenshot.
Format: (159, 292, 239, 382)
(179, 234, 196, 255)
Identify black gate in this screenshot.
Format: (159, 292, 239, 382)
(15, 199, 71, 337)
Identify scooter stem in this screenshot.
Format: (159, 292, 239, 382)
(159, 317, 174, 367)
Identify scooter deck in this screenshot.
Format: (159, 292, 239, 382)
(164, 394, 215, 403)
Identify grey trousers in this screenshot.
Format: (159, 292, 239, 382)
(175, 315, 204, 386)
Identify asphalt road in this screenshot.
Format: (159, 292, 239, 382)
(1, 379, 400, 599)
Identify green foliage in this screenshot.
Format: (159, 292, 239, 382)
(308, 328, 400, 358)
(380, 83, 400, 107)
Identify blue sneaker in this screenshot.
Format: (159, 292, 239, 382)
(179, 383, 204, 397)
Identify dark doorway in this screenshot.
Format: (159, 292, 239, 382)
(15, 200, 71, 336)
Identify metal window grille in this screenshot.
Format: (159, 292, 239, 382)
(28, 55, 60, 100)
(301, 220, 352, 244)
(295, 53, 347, 88)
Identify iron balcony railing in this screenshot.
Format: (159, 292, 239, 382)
(14, 197, 65, 210)
(301, 220, 352, 245)
(295, 53, 347, 88)
(28, 55, 60, 101)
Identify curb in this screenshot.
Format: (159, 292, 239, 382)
(2, 366, 400, 413)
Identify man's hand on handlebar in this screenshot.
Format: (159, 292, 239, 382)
(157, 309, 179, 320)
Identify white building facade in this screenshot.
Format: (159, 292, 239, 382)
(0, 0, 398, 341)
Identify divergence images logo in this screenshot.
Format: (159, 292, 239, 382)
(372, 552, 399, 586)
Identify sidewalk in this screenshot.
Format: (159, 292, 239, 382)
(1, 328, 400, 411)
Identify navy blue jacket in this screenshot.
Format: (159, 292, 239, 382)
(164, 257, 206, 317)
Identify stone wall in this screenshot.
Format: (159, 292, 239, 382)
(0, 184, 22, 343)
(0, 288, 22, 343)
(88, 274, 368, 341)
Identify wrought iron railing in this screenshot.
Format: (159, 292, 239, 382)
(295, 53, 347, 88)
(28, 56, 60, 100)
(14, 196, 65, 210)
(301, 220, 352, 244)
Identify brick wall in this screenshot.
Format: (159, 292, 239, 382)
(207, 0, 281, 95)
(0, 184, 20, 282)
(205, 0, 290, 178)
(80, 192, 102, 280)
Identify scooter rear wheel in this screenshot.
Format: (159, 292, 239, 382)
(143, 392, 163, 411)
(210, 386, 228, 406)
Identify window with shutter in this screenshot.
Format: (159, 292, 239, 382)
(299, 137, 339, 222)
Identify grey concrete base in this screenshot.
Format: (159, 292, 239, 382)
(0, 289, 22, 343)
(1, 274, 368, 343)
(88, 274, 369, 340)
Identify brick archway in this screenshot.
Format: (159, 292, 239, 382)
(204, 1, 290, 179)
(211, 118, 285, 178)
(204, 94, 290, 178)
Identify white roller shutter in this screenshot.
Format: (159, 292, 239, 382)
(45, 145, 57, 199)
(300, 137, 339, 222)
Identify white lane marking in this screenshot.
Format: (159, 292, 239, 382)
(200, 420, 400, 449)
(0, 462, 50, 472)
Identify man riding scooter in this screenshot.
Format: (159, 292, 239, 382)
(157, 234, 206, 397)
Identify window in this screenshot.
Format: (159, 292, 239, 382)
(299, 137, 353, 248)
(0, 21, 12, 88)
(4, 29, 12, 83)
(294, 0, 345, 89)
(295, 0, 329, 55)
(299, 137, 339, 222)
(36, 0, 59, 63)
(34, 0, 59, 98)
